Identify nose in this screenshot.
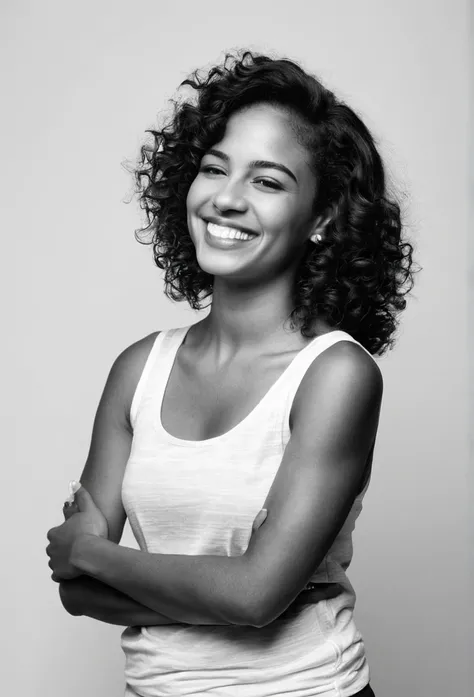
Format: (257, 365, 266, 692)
(211, 177, 248, 214)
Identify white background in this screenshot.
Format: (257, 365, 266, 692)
(4, 1, 472, 695)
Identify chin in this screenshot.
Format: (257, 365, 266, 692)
(195, 255, 239, 277)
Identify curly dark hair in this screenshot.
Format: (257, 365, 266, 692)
(134, 50, 420, 355)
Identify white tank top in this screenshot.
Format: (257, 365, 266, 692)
(121, 324, 377, 697)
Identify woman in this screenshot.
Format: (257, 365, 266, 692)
(46, 50, 417, 696)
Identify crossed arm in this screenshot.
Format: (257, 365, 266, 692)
(59, 576, 176, 626)
(59, 510, 268, 627)
(56, 333, 382, 629)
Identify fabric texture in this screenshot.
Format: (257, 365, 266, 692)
(121, 324, 377, 697)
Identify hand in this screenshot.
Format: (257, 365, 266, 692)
(47, 484, 108, 582)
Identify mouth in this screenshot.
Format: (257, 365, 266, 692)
(204, 221, 258, 246)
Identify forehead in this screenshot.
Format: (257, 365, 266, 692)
(213, 103, 313, 173)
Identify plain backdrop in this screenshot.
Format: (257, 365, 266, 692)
(4, 1, 472, 695)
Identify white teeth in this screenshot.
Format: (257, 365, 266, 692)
(207, 222, 253, 241)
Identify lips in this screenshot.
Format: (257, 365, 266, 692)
(203, 217, 258, 237)
(203, 222, 259, 251)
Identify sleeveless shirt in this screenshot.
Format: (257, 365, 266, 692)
(121, 324, 377, 697)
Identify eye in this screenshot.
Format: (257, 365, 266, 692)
(199, 165, 225, 176)
(254, 178, 283, 191)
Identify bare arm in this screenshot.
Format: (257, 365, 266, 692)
(56, 330, 268, 627)
(57, 332, 181, 624)
(59, 577, 178, 626)
(75, 333, 160, 545)
(69, 341, 382, 628)
(60, 509, 268, 626)
(59, 577, 235, 626)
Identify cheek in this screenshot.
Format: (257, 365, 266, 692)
(185, 181, 206, 242)
(262, 201, 301, 235)
(186, 180, 198, 212)
(186, 177, 214, 220)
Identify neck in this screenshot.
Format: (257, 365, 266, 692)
(193, 272, 306, 361)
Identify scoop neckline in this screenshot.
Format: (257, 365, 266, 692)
(155, 325, 350, 447)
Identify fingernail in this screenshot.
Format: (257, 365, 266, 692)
(69, 480, 81, 494)
(66, 480, 80, 504)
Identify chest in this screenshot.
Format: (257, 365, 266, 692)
(160, 348, 300, 441)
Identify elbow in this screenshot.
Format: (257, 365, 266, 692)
(250, 599, 292, 628)
(215, 593, 265, 628)
(247, 604, 278, 629)
(238, 580, 295, 628)
(242, 606, 276, 629)
(219, 558, 285, 628)
(233, 590, 279, 629)
(228, 561, 283, 628)
(244, 613, 268, 629)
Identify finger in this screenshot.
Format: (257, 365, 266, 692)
(251, 508, 268, 532)
(46, 527, 57, 542)
(73, 484, 97, 513)
(68, 480, 81, 502)
(63, 501, 79, 520)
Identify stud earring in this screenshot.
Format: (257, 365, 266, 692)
(310, 233, 322, 243)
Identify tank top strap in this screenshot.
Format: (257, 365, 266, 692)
(273, 330, 377, 448)
(129, 325, 192, 430)
(129, 325, 377, 441)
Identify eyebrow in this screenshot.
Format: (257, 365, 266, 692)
(205, 148, 298, 184)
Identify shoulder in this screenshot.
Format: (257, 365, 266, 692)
(113, 331, 161, 381)
(105, 331, 161, 429)
(304, 338, 382, 395)
(292, 338, 383, 427)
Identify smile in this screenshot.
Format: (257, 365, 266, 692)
(207, 222, 255, 241)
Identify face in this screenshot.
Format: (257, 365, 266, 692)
(186, 103, 320, 284)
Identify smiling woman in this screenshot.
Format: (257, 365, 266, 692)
(47, 49, 419, 697)
(186, 104, 321, 279)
